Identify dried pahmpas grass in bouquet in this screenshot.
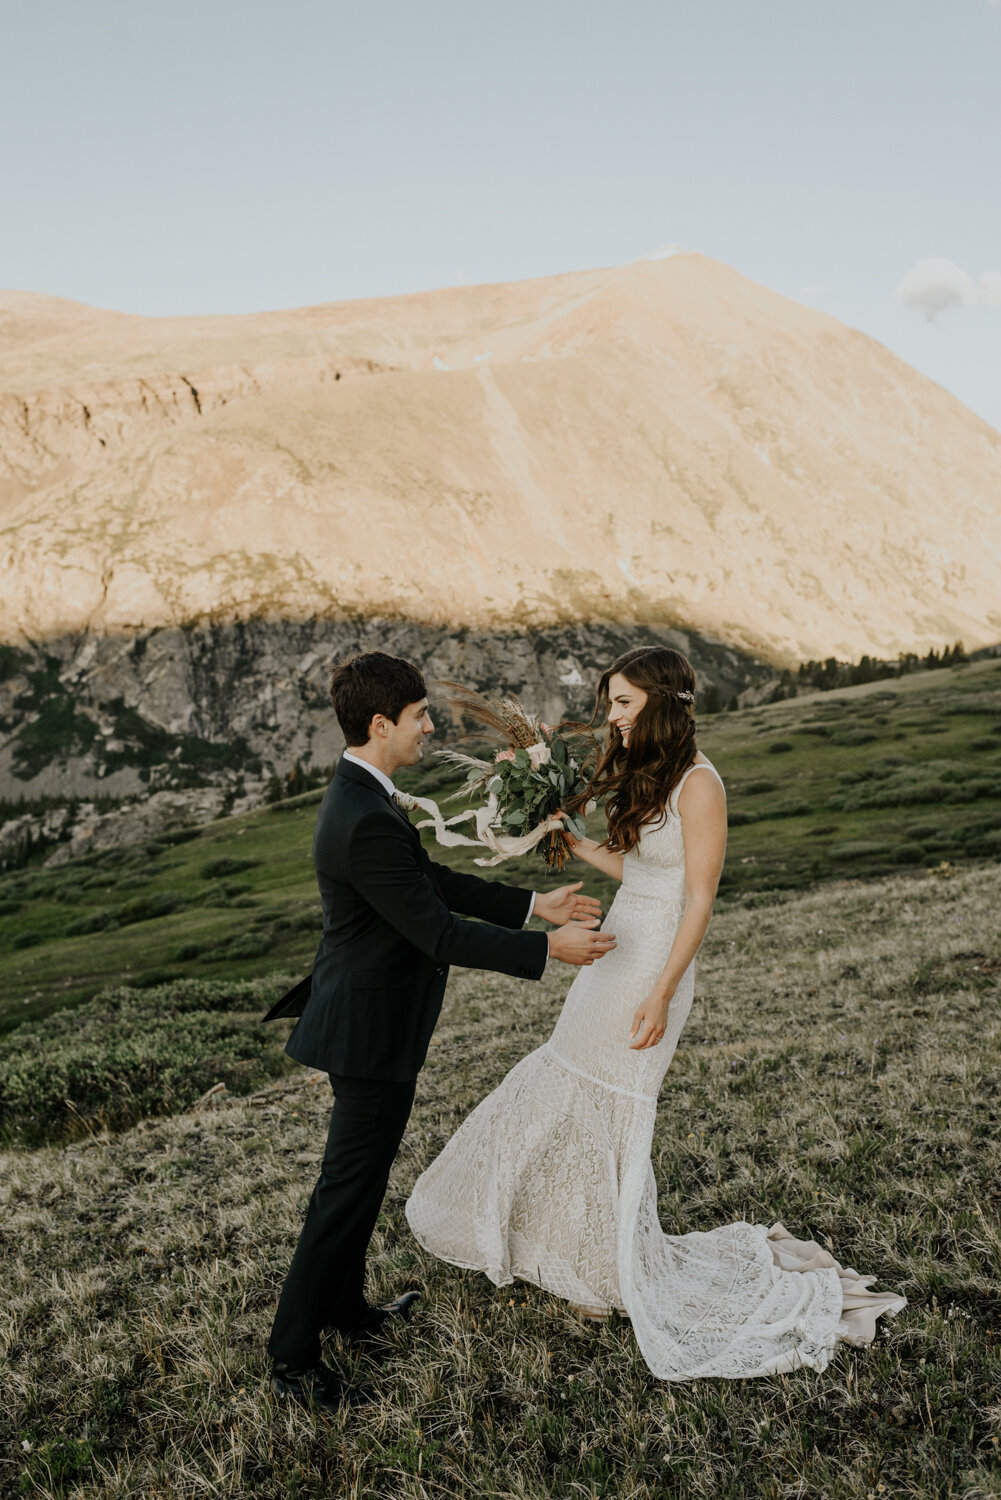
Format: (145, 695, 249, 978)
(397, 683, 599, 871)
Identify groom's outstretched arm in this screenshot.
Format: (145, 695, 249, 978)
(349, 812, 547, 979)
(426, 856, 532, 929)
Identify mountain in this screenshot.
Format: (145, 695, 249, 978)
(3, 250, 999, 664)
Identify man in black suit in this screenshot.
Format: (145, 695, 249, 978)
(265, 651, 615, 1411)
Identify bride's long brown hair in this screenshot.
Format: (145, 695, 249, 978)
(570, 647, 698, 855)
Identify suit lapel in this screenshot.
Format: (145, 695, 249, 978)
(336, 756, 422, 845)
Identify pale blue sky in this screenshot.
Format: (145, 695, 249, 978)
(2, 0, 999, 426)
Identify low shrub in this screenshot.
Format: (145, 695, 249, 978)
(893, 844, 925, 864)
(124, 892, 189, 921)
(727, 810, 758, 827)
(743, 779, 776, 795)
(838, 764, 894, 786)
(0, 974, 297, 1142)
(287, 910, 321, 932)
(768, 799, 812, 819)
(67, 889, 191, 937)
(200, 857, 260, 880)
(161, 827, 201, 846)
(223, 933, 274, 959)
(766, 741, 794, 754)
(827, 840, 891, 862)
(13, 930, 43, 948)
(840, 764, 1001, 812)
(829, 728, 878, 746)
(962, 837, 998, 856)
(67, 909, 115, 936)
(133, 967, 183, 988)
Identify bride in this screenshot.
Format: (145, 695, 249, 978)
(405, 646, 905, 1378)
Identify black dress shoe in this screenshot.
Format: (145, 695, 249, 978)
(342, 1290, 421, 1349)
(270, 1359, 370, 1412)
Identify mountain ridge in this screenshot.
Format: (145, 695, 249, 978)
(2, 251, 999, 661)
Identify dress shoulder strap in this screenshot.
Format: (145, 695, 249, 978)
(668, 760, 725, 815)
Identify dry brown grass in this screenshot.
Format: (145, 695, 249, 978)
(3, 863, 1000, 1499)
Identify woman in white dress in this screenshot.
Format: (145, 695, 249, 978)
(406, 647, 905, 1379)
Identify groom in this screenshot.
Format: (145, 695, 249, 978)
(264, 651, 616, 1411)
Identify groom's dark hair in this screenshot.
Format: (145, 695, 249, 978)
(330, 652, 428, 746)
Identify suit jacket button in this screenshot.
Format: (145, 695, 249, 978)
(434, 965, 446, 976)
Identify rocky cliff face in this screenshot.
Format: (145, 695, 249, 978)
(0, 617, 766, 810)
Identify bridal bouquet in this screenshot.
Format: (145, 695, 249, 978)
(398, 684, 597, 870)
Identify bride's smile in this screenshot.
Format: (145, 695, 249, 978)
(607, 672, 648, 744)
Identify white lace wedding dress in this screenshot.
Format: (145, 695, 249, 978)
(406, 762, 906, 1379)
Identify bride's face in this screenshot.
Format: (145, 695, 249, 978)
(606, 672, 648, 748)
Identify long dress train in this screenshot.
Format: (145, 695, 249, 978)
(405, 762, 906, 1379)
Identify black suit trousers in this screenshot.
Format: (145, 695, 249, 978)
(267, 1073, 417, 1367)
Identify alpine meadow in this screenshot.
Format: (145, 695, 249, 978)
(2, 659, 1000, 1499)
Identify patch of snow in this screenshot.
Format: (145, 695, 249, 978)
(640, 245, 684, 262)
(617, 558, 641, 586)
(473, 352, 492, 363)
(559, 667, 584, 687)
(433, 355, 451, 371)
(755, 446, 773, 467)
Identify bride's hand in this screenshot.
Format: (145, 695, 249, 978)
(629, 991, 672, 1049)
(552, 810, 595, 854)
(551, 809, 579, 847)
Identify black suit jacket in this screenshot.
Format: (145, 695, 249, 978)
(264, 756, 549, 1081)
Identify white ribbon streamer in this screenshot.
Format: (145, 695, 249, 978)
(397, 790, 565, 867)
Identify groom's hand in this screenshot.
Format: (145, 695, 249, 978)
(533, 881, 603, 927)
(548, 919, 617, 967)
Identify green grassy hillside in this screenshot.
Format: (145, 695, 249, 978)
(1, 657, 999, 1031)
(3, 863, 998, 1499)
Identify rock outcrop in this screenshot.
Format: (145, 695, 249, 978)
(0, 617, 766, 806)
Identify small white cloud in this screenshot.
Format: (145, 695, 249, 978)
(894, 257, 1001, 320)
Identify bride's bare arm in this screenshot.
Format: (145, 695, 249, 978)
(555, 814, 625, 883)
(630, 771, 727, 1049)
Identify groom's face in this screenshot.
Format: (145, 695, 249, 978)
(380, 697, 434, 770)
